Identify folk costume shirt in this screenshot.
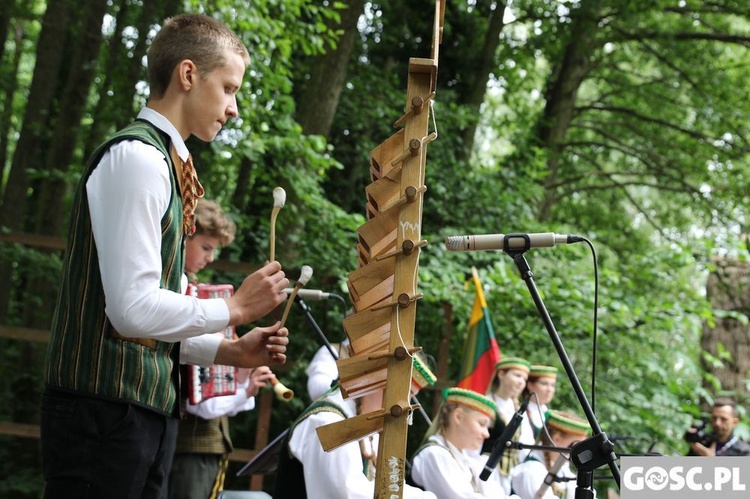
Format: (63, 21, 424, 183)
(185, 378, 255, 419)
(87, 107, 228, 366)
(526, 400, 548, 438)
(286, 389, 435, 499)
(511, 450, 585, 499)
(411, 434, 509, 498)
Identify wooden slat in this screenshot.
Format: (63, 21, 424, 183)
(0, 421, 41, 438)
(370, 128, 404, 181)
(316, 410, 385, 452)
(372, 48, 433, 499)
(357, 205, 399, 260)
(366, 166, 402, 214)
(0, 325, 50, 343)
(0, 232, 66, 251)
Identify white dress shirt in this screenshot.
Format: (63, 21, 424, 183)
(288, 389, 435, 499)
(86, 107, 227, 366)
(510, 450, 585, 499)
(411, 434, 511, 498)
(306, 341, 348, 401)
(527, 401, 547, 430)
(185, 378, 255, 419)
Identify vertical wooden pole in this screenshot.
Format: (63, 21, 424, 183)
(249, 390, 272, 490)
(374, 61, 433, 499)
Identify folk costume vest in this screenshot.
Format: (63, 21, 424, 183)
(175, 413, 232, 455)
(481, 413, 523, 476)
(45, 119, 184, 416)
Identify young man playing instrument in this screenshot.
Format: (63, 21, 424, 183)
(41, 14, 289, 499)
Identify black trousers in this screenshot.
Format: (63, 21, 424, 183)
(41, 387, 179, 499)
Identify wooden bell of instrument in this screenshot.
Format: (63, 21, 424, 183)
(270, 376, 294, 402)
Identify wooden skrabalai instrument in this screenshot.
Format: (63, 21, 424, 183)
(314, 2, 445, 497)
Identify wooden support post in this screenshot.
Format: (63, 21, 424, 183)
(373, 59, 433, 499)
(249, 390, 273, 491)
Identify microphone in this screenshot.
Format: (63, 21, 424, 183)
(480, 394, 531, 481)
(445, 232, 584, 252)
(283, 288, 338, 301)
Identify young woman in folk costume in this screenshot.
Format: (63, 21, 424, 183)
(411, 387, 520, 498)
(511, 410, 591, 499)
(523, 364, 558, 440)
(481, 356, 536, 494)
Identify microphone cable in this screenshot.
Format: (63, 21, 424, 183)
(580, 237, 599, 415)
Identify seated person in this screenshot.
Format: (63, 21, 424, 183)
(169, 367, 273, 499)
(411, 387, 521, 498)
(274, 354, 437, 498)
(510, 410, 591, 499)
(483, 356, 535, 493)
(306, 338, 351, 401)
(523, 364, 558, 439)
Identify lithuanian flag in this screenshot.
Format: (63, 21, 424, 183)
(457, 267, 501, 394)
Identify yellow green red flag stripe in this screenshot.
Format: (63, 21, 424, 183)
(457, 267, 501, 394)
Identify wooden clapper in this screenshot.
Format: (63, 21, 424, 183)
(315, 2, 445, 497)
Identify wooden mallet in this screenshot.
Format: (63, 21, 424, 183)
(269, 186, 286, 262)
(279, 265, 313, 328)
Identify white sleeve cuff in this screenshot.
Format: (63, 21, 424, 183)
(180, 332, 223, 366)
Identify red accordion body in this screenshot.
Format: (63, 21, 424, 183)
(186, 283, 237, 404)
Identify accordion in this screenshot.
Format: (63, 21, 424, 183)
(185, 283, 237, 405)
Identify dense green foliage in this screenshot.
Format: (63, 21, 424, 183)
(1, 0, 749, 497)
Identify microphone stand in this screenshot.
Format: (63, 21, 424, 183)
(504, 245, 620, 498)
(293, 295, 341, 360)
(510, 442, 572, 454)
(236, 295, 345, 478)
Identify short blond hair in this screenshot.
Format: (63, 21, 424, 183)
(147, 13, 250, 99)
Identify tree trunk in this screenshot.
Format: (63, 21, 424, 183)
(0, 21, 24, 200)
(456, 1, 507, 162)
(82, 0, 163, 157)
(295, 0, 366, 138)
(35, 0, 108, 238)
(0, 0, 71, 323)
(228, 153, 263, 261)
(0, 0, 14, 63)
(3, 2, 108, 493)
(701, 259, 750, 405)
(534, 3, 600, 222)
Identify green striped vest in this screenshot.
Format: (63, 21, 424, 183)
(46, 119, 184, 415)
